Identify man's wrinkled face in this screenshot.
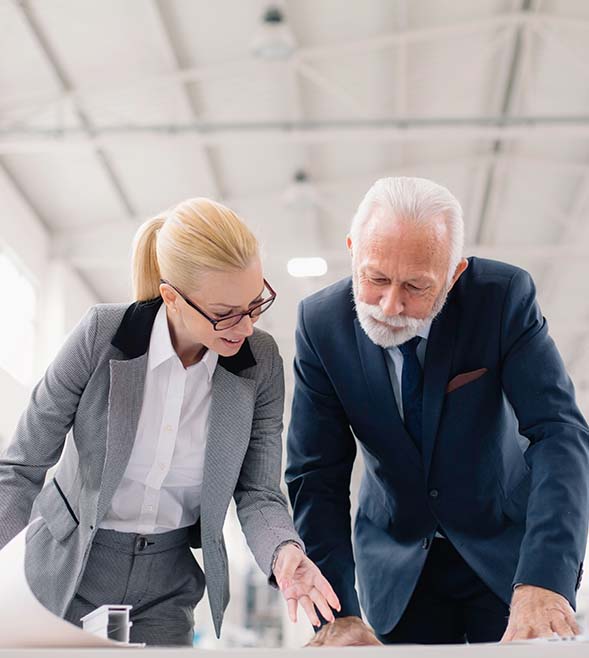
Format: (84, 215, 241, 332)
(350, 210, 460, 348)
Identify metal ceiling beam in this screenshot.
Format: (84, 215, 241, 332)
(391, 0, 409, 170)
(475, 0, 538, 245)
(14, 0, 136, 220)
(284, 2, 327, 252)
(3, 10, 580, 126)
(298, 12, 530, 61)
(541, 167, 589, 304)
(59, 230, 589, 271)
(4, 115, 589, 153)
(395, 0, 409, 119)
(149, 0, 225, 198)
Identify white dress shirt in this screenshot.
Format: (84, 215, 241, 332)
(101, 304, 218, 535)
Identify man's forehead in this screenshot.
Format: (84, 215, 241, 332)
(363, 210, 448, 240)
(355, 214, 450, 276)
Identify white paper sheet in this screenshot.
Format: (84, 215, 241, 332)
(0, 521, 140, 648)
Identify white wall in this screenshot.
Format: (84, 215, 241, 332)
(35, 260, 98, 377)
(0, 169, 98, 449)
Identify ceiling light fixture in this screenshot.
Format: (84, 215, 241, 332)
(287, 257, 328, 278)
(283, 169, 318, 212)
(250, 6, 297, 60)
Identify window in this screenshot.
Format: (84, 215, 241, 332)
(0, 250, 37, 385)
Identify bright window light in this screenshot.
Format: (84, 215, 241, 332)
(0, 251, 37, 385)
(287, 257, 328, 278)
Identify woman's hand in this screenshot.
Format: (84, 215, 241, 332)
(273, 543, 341, 627)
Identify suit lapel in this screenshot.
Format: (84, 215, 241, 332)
(354, 319, 421, 468)
(422, 297, 458, 478)
(97, 354, 148, 520)
(201, 365, 256, 539)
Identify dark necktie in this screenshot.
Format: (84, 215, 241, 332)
(399, 336, 423, 450)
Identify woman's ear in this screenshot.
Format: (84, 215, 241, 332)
(159, 283, 178, 311)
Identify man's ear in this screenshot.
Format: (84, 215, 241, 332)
(449, 258, 469, 290)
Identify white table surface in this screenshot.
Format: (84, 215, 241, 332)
(1, 640, 588, 657)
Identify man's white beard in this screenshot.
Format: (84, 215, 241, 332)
(352, 276, 449, 348)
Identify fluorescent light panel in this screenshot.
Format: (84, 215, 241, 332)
(287, 257, 328, 278)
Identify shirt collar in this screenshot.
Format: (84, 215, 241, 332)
(417, 317, 433, 342)
(386, 317, 433, 355)
(199, 345, 219, 381)
(148, 304, 218, 381)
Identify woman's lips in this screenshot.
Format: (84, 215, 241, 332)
(220, 336, 244, 346)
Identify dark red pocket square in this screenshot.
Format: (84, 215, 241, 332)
(446, 368, 488, 394)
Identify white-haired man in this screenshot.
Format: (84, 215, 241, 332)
(286, 177, 589, 644)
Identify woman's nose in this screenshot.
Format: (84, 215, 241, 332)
(235, 314, 254, 336)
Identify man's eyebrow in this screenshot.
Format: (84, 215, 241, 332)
(406, 275, 434, 284)
(364, 266, 389, 277)
(208, 286, 266, 310)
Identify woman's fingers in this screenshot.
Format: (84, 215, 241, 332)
(299, 595, 321, 627)
(308, 586, 335, 623)
(287, 596, 298, 624)
(279, 554, 342, 627)
(312, 571, 341, 611)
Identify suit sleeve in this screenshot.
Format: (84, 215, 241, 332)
(0, 306, 97, 549)
(286, 300, 361, 619)
(233, 335, 303, 581)
(500, 269, 589, 606)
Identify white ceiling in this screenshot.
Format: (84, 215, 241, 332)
(1, 0, 589, 410)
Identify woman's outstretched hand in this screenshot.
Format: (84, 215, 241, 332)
(273, 543, 341, 627)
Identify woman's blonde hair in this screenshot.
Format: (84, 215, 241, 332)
(132, 198, 259, 301)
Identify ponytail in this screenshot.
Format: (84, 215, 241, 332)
(132, 214, 166, 301)
(131, 198, 259, 301)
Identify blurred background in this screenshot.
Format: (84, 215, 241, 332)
(1, 0, 588, 648)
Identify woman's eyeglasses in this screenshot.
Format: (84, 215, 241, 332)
(159, 279, 277, 331)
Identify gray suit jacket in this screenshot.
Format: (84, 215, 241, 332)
(0, 298, 302, 637)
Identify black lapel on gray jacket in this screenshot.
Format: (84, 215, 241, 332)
(110, 296, 256, 372)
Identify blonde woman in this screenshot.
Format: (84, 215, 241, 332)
(0, 198, 339, 646)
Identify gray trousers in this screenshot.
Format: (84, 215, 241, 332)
(65, 527, 205, 646)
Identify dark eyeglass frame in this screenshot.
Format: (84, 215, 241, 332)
(159, 278, 277, 331)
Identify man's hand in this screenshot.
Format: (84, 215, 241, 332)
(273, 543, 341, 627)
(502, 584, 580, 641)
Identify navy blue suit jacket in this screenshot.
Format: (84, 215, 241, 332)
(286, 257, 589, 635)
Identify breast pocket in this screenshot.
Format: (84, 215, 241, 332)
(36, 479, 79, 542)
(441, 367, 497, 427)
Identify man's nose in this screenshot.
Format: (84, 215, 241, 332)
(380, 286, 404, 316)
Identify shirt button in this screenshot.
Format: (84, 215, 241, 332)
(159, 462, 166, 471)
(429, 489, 439, 498)
(165, 425, 173, 432)
(145, 505, 154, 512)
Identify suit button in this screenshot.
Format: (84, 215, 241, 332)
(429, 489, 439, 498)
(422, 537, 430, 550)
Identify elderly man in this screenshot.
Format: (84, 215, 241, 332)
(285, 177, 589, 644)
